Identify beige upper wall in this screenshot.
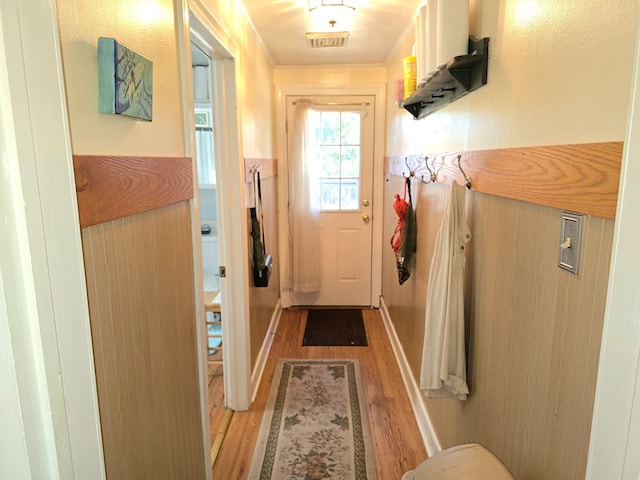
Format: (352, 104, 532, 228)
(56, 0, 186, 156)
(56, 0, 276, 160)
(194, 0, 278, 373)
(387, 0, 639, 154)
(275, 64, 387, 86)
(237, 28, 276, 157)
(197, 0, 276, 159)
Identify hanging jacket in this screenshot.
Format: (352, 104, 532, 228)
(391, 176, 417, 285)
(420, 181, 471, 400)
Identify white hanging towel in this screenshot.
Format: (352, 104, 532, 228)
(420, 181, 471, 400)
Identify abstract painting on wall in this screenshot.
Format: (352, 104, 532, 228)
(98, 37, 153, 121)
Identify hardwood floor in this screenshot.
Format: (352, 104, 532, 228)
(211, 308, 428, 479)
(207, 363, 228, 440)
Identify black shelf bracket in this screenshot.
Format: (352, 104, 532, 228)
(402, 36, 489, 120)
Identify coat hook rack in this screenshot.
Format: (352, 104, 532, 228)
(456, 154, 472, 189)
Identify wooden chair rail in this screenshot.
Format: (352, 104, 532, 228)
(74, 155, 193, 228)
(385, 141, 623, 220)
(244, 158, 277, 183)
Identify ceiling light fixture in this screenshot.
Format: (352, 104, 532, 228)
(308, 0, 356, 29)
(305, 31, 350, 48)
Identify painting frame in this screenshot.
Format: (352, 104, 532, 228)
(98, 37, 153, 121)
(194, 108, 212, 128)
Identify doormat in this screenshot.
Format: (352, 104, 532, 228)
(302, 309, 368, 346)
(248, 358, 377, 479)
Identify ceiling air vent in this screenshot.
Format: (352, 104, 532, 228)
(305, 31, 350, 48)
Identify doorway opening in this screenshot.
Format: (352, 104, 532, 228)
(188, 11, 253, 467)
(285, 95, 375, 307)
(276, 85, 386, 310)
(189, 34, 229, 462)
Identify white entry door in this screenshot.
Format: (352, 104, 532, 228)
(288, 96, 375, 306)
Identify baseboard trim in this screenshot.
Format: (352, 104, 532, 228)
(251, 299, 283, 401)
(379, 297, 441, 456)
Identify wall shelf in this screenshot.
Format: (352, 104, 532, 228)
(403, 36, 489, 119)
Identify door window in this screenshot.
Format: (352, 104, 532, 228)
(309, 110, 361, 211)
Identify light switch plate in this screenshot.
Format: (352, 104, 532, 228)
(558, 212, 582, 274)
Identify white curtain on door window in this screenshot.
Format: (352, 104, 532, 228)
(282, 99, 321, 293)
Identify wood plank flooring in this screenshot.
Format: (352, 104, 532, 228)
(212, 308, 427, 479)
(207, 363, 227, 439)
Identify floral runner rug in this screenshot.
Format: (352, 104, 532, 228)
(248, 359, 377, 479)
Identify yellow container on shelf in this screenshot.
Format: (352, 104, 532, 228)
(403, 55, 417, 99)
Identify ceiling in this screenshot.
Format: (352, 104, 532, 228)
(240, 0, 422, 66)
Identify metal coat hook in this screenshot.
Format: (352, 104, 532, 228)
(421, 156, 437, 184)
(402, 156, 416, 179)
(456, 154, 472, 189)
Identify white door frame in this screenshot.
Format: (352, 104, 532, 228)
(585, 16, 640, 480)
(0, 0, 105, 477)
(276, 84, 386, 309)
(177, 0, 252, 420)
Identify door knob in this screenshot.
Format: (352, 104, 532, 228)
(362, 214, 370, 224)
(362, 199, 370, 207)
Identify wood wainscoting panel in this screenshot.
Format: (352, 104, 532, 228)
(381, 169, 615, 479)
(74, 155, 193, 228)
(81, 201, 205, 479)
(385, 141, 623, 220)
